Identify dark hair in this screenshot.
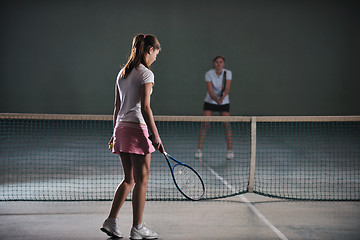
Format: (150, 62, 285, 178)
(120, 34, 161, 79)
(212, 55, 225, 63)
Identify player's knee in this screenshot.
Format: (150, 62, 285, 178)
(134, 172, 149, 186)
(123, 176, 135, 187)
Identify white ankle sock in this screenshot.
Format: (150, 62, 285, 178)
(134, 224, 143, 230)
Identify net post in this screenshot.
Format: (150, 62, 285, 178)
(247, 117, 257, 193)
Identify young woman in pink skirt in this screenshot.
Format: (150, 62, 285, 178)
(101, 33, 164, 240)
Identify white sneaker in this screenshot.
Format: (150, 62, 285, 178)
(195, 149, 202, 159)
(130, 224, 158, 239)
(100, 218, 123, 238)
(226, 150, 234, 160)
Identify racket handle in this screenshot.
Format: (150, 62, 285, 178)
(149, 135, 165, 154)
(159, 144, 165, 154)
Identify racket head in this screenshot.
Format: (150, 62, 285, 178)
(164, 152, 205, 201)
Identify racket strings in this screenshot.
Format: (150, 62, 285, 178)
(173, 165, 204, 200)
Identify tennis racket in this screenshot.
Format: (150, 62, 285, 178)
(220, 70, 227, 97)
(163, 152, 205, 201)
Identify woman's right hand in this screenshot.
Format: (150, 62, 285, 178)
(108, 136, 114, 150)
(216, 97, 224, 105)
(108, 135, 114, 145)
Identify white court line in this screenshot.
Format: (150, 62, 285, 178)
(208, 167, 288, 240)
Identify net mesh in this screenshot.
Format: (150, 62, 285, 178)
(0, 114, 359, 201)
(254, 120, 360, 200)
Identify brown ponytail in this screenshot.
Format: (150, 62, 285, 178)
(120, 34, 161, 79)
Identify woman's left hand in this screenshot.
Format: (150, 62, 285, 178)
(149, 135, 165, 153)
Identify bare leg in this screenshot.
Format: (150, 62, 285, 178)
(220, 111, 232, 150)
(108, 153, 135, 219)
(131, 153, 151, 226)
(198, 110, 212, 150)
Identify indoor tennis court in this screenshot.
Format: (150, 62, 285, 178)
(1, 114, 359, 239)
(1, 1, 360, 240)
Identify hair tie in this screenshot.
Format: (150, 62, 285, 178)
(143, 34, 146, 39)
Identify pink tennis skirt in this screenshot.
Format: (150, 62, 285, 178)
(112, 122, 155, 155)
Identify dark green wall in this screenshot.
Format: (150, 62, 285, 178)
(1, 0, 359, 116)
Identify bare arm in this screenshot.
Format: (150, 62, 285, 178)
(141, 82, 164, 153)
(109, 83, 120, 145)
(206, 81, 222, 104)
(113, 83, 121, 128)
(219, 79, 232, 101)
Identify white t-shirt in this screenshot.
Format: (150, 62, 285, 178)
(116, 64, 154, 124)
(204, 69, 232, 105)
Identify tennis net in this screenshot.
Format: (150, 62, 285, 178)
(0, 113, 359, 201)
